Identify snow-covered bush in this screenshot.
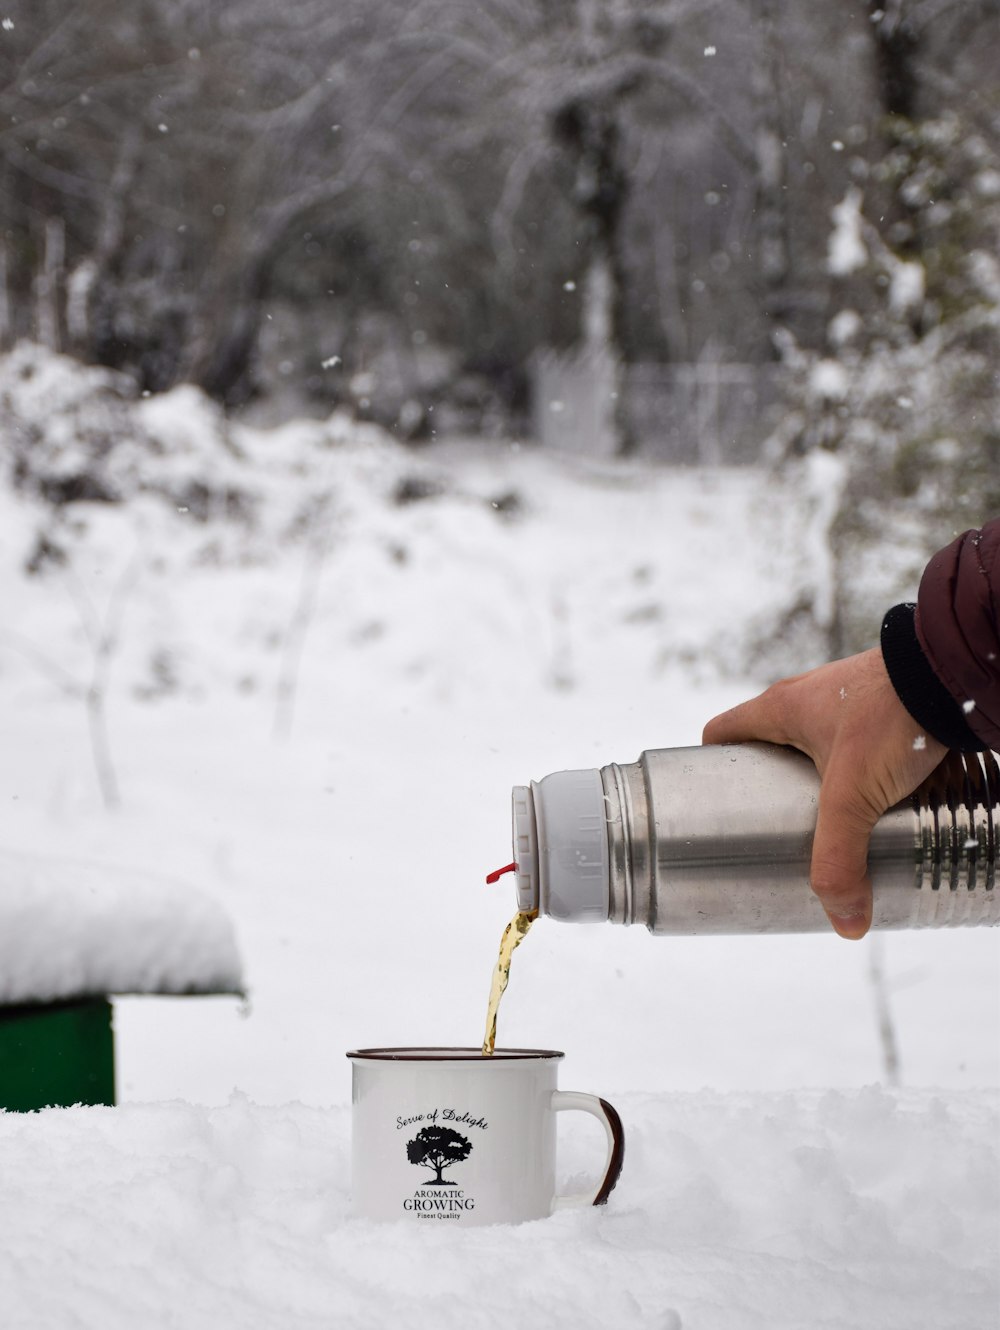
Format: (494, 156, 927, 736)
(766, 114, 1000, 655)
(0, 343, 256, 540)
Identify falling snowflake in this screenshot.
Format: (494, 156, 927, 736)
(913, 735, 927, 751)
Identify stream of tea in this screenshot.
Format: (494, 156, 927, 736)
(481, 909, 537, 1056)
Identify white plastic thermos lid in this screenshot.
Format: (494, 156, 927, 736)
(512, 769, 610, 921)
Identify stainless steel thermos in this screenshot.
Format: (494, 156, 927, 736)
(510, 743, 999, 933)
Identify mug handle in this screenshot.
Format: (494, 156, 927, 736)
(549, 1090, 625, 1210)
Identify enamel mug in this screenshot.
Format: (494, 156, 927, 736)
(347, 1048, 624, 1225)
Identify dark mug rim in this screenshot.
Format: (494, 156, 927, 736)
(346, 1046, 564, 1062)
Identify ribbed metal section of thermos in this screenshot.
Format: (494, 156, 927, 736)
(511, 743, 1000, 933)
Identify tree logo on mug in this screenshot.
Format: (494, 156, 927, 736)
(406, 1125, 472, 1185)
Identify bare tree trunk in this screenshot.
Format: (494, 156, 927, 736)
(67, 125, 142, 354)
(0, 242, 10, 348)
(868, 0, 921, 120)
(868, 935, 902, 1086)
(866, 0, 925, 266)
(68, 558, 140, 812)
(551, 93, 633, 453)
(653, 224, 689, 363)
(751, 0, 792, 337)
(34, 216, 65, 351)
(273, 494, 334, 742)
(180, 243, 273, 406)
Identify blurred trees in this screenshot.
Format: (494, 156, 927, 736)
(0, 0, 997, 439)
(768, 0, 1000, 655)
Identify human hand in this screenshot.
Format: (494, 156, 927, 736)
(702, 648, 947, 939)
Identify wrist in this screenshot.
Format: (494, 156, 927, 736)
(880, 603, 985, 751)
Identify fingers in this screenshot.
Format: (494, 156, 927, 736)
(809, 775, 879, 940)
(702, 689, 792, 748)
(703, 652, 940, 941)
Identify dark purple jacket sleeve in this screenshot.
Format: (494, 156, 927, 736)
(881, 519, 1000, 751)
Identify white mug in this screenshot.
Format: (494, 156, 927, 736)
(347, 1047, 624, 1225)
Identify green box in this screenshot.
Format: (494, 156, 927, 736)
(0, 997, 114, 1111)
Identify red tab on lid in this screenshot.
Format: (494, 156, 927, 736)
(485, 861, 517, 884)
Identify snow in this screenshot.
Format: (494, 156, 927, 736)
(828, 307, 863, 347)
(0, 346, 997, 1326)
(889, 259, 926, 317)
(0, 1089, 995, 1329)
(808, 357, 850, 402)
(828, 186, 867, 276)
(0, 848, 243, 1002)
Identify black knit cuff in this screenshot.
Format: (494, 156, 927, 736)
(880, 602, 985, 751)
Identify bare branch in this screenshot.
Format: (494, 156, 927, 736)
(0, 629, 85, 697)
(273, 495, 334, 742)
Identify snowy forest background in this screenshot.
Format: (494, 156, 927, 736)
(1, 0, 999, 651)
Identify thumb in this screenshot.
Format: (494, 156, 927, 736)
(809, 779, 878, 940)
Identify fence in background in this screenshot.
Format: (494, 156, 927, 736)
(532, 347, 622, 460)
(533, 352, 786, 465)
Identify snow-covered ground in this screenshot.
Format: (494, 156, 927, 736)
(0, 349, 997, 1326)
(2, 1088, 995, 1330)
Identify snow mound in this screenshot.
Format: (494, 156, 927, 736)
(0, 849, 243, 1002)
(0, 1087, 995, 1329)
